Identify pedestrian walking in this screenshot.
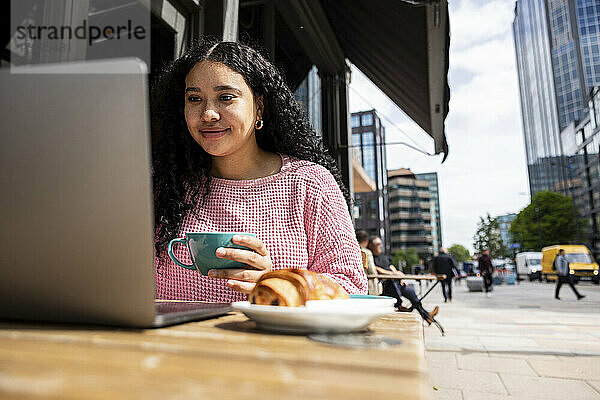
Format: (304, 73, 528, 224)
(478, 249, 494, 297)
(432, 248, 456, 302)
(554, 249, 585, 300)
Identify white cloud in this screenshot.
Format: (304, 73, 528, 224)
(348, 0, 530, 253)
(450, 0, 516, 52)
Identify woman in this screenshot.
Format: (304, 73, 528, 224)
(152, 39, 367, 301)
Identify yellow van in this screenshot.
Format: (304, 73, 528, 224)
(541, 245, 599, 284)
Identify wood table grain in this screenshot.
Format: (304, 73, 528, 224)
(0, 311, 431, 400)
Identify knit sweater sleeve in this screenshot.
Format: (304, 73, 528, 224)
(303, 167, 367, 295)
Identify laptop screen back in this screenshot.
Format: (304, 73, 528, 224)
(0, 59, 157, 327)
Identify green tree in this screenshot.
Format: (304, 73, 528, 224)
(449, 244, 470, 263)
(510, 191, 577, 251)
(473, 213, 505, 258)
(392, 248, 419, 272)
(392, 249, 405, 270)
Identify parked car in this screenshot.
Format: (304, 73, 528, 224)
(516, 252, 542, 281)
(541, 245, 600, 284)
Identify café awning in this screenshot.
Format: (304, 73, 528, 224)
(320, 0, 450, 159)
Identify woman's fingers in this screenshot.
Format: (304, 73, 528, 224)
(231, 234, 269, 257)
(209, 235, 273, 295)
(215, 247, 271, 270)
(207, 268, 264, 282)
(207, 268, 263, 295)
(225, 280, 255, 294)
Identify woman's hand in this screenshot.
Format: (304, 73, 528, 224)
(207, 235, 273, 294)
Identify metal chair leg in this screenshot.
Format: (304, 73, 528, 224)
(432, 319, 445, 336)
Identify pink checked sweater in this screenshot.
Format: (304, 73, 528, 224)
(154, 154, 367, 301)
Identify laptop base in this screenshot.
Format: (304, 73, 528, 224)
(153, 301, 233, 328)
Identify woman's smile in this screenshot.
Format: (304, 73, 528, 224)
(199, 127, 230, 139)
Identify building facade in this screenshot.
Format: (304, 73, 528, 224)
(513, 0, 600, 196)
(352, 110, 390, 250)
(497, 213, 517, 249)
(387, 169, 433, 258)
(415, 172, 442, 254)
(565, 87, 600, 257)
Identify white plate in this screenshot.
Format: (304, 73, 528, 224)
(232, 297, 396, 334)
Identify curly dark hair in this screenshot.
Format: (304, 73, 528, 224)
(151, 38, 350, 255)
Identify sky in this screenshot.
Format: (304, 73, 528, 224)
(348, 0, 530, 253)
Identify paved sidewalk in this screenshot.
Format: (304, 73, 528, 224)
(416, 279, 600, 400)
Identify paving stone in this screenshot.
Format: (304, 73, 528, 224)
(529, 357, 600, 380)
(426, 337, 488, 352)
(428, 367, 506, 394)
(462, 391, 542, 400)
(500, 373, 600, 399)
(484, 345, 548, 354)
(456, 354, 536, 375)
(587, 380, 600, 395)
(426, 351, 458, 367)
(533, 339, 600, 349)
(479, 336, 539, 347)
(488, 353, 559, 361)
(432, 387, 462, 400)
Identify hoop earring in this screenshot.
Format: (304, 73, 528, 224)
(255, 119, 264, 130)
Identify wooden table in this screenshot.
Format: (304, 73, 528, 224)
(0, 312, 432, 400)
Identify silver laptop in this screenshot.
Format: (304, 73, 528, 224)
(0, 59, 232, 328)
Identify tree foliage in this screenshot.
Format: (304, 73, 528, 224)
(473, 213, 505, 258)
(509, 191, 577, 251)
(392, 248, 420, 272)
(449, 244, 471, 263)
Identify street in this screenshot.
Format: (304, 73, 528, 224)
(420, 279, 600, 399)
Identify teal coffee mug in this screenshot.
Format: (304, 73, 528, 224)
(168, 232, 256, 275)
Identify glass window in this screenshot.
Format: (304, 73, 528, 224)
(576, 129, 585, 146)
(351, 115, 360, 128)
(368, 199, 377, 219)
(565, 253, 592, 263)
(361, 113, 373, 126)
(363, 147, 375, 181)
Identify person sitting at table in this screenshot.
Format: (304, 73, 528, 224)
(151, 39, 367, 301)
(356, 230, 382, 295)
(367, 236, 438, 324)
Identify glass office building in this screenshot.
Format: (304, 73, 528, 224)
(513, 0, 600, 196)
(570, 87, 600, 257)
(415, 172, 443, 255)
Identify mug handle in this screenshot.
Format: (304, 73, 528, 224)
(168, 238, 195, 270)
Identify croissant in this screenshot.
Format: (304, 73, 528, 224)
(249, 269, 349, 307)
